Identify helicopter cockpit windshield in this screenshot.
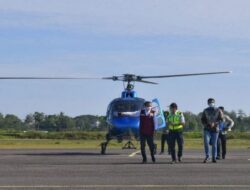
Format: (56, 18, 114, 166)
(112, 100, 144, 113)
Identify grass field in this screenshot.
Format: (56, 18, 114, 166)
(0, 139, 249, 149)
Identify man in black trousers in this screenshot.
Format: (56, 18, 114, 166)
(217, 106, 234, 160)
(160, 111, 171, 155)
(139, 101, 156, 163)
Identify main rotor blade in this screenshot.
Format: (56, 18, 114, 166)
(139, 71, 232, 79)
(136, 80, 158, 85)
(0, 77, 102, 80)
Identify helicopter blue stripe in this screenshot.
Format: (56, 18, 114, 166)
(110, 116, 140, 129)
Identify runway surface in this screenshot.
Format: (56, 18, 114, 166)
(0, 148, 249, 190)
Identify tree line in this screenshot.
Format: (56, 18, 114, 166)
(0, 110, 249, 132)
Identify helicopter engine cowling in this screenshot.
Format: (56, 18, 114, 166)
(121, 91, 137, 98)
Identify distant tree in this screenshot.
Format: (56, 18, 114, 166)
(57, 112, 75, 131)
(0, 113, 4, 129)
(184, 112, 200, 131)
(3, 114, 24, 130)
(24, 114, 35, 130)
(33, 112, 45, 130)
(40, 115, 57, 131)
(238, 109, 247, 118)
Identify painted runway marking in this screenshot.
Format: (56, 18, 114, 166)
(129, 150, 140, 157)
(0, 185, 250, 189)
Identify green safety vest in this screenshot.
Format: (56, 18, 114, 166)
(167, 111, 184, 131)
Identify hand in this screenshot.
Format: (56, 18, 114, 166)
(164, 131, 169, 135)
(210, 122, 215, 128)
(223, 127, 229, 131)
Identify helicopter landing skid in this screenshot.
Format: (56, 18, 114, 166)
(122, 140, 136, 149)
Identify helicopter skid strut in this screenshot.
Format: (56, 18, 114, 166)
(101, 140, 137, 155)
(122, 140, 136, 149)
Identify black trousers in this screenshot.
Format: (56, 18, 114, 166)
(161, 133, 171, 154)
(169, 131, 183, 161)
(140, 134, 155, 161)
(217, 132, 227, 158)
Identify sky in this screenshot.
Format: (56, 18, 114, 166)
(0, 0, 250, 119)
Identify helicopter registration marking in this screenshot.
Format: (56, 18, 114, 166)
(129, 150, 140, 157)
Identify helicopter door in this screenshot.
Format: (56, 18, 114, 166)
(152, 98, 166, 130)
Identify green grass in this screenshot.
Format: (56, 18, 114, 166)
(0, 138, 249, 149)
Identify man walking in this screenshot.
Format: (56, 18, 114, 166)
(119, 101, 156, 163)
(201, 98, 223, 163)
(139, 101, 156, 163)
(167, 103, 185, 164)
(160, 111, 171, 155)
(217, 106, 234, 160)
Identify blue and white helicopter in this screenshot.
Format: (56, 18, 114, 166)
(100, 72, 231, 154)
(0, 71, 231, 154)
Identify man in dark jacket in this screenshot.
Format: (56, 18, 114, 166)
(201, 98, 223, 163)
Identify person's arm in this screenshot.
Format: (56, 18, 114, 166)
(180, 113, 185, 126)
(201, 110, 207, 126)
(225, 115, 234, 131)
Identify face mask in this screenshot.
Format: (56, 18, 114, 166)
(145, 107, 151, 113)
(208, 103, 215, 108)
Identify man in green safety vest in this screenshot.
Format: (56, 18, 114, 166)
(167, 103, 185, 164)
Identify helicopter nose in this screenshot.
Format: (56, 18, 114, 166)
(111, 116, 139, 129)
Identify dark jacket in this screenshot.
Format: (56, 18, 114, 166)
(201, 107, 223, 132)
(139, 110, 155, 136)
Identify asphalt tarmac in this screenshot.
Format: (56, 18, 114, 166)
(0, 148, 249, 190)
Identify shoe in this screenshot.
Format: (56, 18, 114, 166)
(141, 160, 147, 164)
(203, 157, 210, 163)
(216, 156, 221, 160)
(212, 158, 217, 163)
(222, 155, 226, 159)
(171, 160, 177, 164)
(152, 157, 156, 163)
(178, 157, 182, 162)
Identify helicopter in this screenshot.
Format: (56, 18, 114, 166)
(0, 71, 231, 154)
(100, 72, 231, 154)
